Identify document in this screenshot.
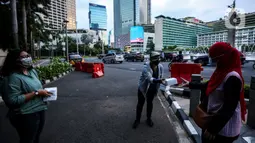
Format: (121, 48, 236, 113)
(43, 87, 57, 101)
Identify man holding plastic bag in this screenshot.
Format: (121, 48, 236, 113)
(132, 52, 165, 129)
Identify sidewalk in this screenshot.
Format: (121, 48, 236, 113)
(169, 93, 255, 143)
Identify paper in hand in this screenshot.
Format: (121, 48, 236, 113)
(43, 87, 57, 101)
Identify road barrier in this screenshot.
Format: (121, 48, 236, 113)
(170, 63, 203, 85)
(92, 63, 104, 78)
(75, 62, 104, 78)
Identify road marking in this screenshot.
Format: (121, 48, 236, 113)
(129, 68, 136, 70)
(243, 137, 255, 143)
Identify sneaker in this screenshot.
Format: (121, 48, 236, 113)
(146, 119, 154, 127)
(132, 120, 140, 129)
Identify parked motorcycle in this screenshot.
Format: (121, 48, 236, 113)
(168, 56, 188, 70)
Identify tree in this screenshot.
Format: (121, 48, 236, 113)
(81, 33, 93, 45)
(11, 0, 19, 49)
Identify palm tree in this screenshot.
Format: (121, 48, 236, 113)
(21, 0, 28, 50)
(11, 0, 19, 49)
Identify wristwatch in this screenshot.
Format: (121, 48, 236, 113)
(34, 91, 39, 96)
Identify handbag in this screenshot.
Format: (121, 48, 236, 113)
(193, 96, 214, 130)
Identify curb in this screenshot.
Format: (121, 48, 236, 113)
(42, 68, 74, 87)
(161, 90, 201, 143)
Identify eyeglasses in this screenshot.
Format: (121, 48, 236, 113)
(20, 54, 31, 59)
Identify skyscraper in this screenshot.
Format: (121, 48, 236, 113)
(67, 0, 77, 29)
(88, 3, 107, 31)
(43, 0, 76, 30)
(114, 0, 151, 48)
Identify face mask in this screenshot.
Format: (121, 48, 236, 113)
(20, 57, 33, 68)
(153, 60, 160, 65)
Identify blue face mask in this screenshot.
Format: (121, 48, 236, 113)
(20, 57, 33, 68)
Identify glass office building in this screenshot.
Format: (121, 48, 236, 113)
(155, 15, 212, 50)
(89, 3, 107, 31)
(114, 0, 151, 48)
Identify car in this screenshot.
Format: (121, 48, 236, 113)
(162, 52, 176, 61)
(97, 54, 106, 59)
(102, 53, 124, 64)
(69, 54, 84, 66)
(125, 52, 144, 62)
(193, 51, 246, 66)
(193, 54, 209, 66)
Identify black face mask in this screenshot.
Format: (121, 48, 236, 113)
(152, 60, 160, 65)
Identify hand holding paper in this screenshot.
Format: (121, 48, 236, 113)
(43, 87, 57, 101)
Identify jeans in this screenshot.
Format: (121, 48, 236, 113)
(9, 110, 45, 143)
(135, 89, 156, 121)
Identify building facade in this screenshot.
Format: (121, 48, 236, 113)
(114, 0, 151, 48)
(44, 0, 76, 30)
(66, 0, 76, 29)
(89, 3, 107, 31)
(154, 15, 212, 50)
(206, 12, 255, 32)
(197, 26, 255, 48)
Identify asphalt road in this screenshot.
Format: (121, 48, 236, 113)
(105, 61, 254, 84)
(0, 67, 190, 143)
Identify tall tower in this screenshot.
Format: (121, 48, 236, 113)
(114, 0, 151, 48)
(43, 0, 76, 30)
(66, 0, 77, 29)
(44, 0, 67, 29)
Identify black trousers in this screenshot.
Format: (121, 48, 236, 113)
(9, 110, 45, 143)
(201, 130, 239, 143)
(136, 89, 156, 121)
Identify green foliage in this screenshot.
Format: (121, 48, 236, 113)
(244, 84, 250, 99)
(35, 57, 72, 81)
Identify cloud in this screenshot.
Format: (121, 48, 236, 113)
(76, 0, 255, 31)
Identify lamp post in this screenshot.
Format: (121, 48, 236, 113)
(63, 19, 69, 61)
(62, 42, 66, 57)
(76, 21, 79, 54)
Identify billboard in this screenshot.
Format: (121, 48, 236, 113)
(130, 26, 144, 43)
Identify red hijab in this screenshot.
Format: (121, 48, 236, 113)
(206, 42, 246, 121)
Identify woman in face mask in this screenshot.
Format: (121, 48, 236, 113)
(1, 49, 52, 143)
(190, 42, 246, 143)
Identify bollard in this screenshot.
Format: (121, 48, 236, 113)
(189, 74, 201, 117)
(247, 76, 255, 129)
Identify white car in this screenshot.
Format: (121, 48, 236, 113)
(102, 53, 124, 64)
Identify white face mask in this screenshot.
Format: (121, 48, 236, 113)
(20, 57, 33, 68)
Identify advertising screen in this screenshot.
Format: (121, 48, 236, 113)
(130, 26, 144, 43)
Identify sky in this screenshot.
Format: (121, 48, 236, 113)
(76, 0, 255, 32)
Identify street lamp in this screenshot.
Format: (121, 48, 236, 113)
(62, 42, 66, 57)
(63, 19, 69, 61)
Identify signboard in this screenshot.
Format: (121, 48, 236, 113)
(130, 26, 144, 43)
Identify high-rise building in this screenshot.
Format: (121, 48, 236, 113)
(154, 15, 212, 50)
(114, 0, 151, 48)
(66, 0, 76, 29)
(88, 3, 107, 31)
(44, 0, 76, 30)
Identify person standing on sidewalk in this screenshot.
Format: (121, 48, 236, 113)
(190, 42, 246, 143)
(132, 51, 165, 129)
(0, 49, 52, 143)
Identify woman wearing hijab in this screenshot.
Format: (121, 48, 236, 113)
(1, 49, 52, 143)
(190, 42, 246, 143)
